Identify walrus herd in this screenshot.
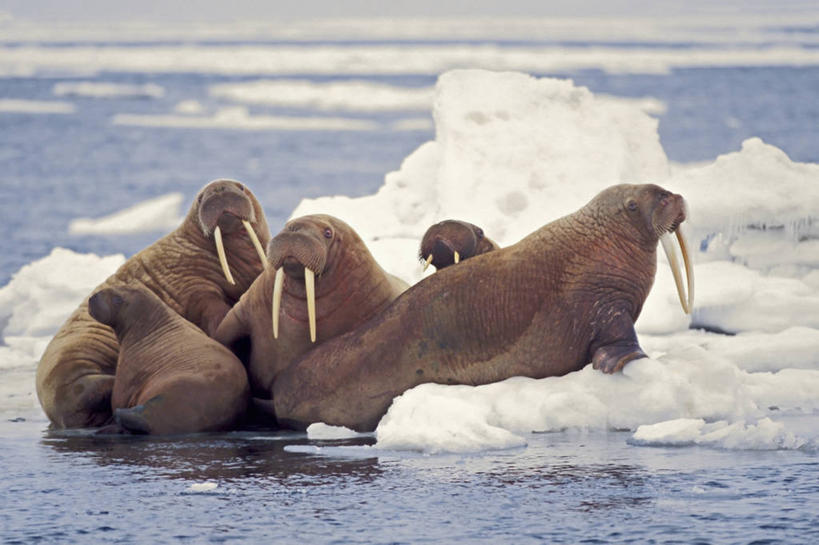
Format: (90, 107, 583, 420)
(36, 180, 694, 434)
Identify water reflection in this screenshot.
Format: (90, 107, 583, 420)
(41, 429, 383, 485)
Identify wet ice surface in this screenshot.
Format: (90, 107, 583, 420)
(2, 415, 817, 545)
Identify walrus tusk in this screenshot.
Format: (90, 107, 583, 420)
(214, 226, 235, 285)
(305, 268, 316, 343)
(660, 231, 694, 314)
(272, 267, 284, 339)
(677, 227, 695, 312)
(423, 254, 434, 272)
(454, 251, 460, 264)
(242, 220, 267, 269)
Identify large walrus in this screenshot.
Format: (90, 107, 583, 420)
(273, 184, 695, 431)
(88, 286, 250, 435)
(419, 219, 499, 271)
(36, 179, 270, 429)
(214, 214, 408, 413)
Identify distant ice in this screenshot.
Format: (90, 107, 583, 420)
(210, 79, 433, 112)
(3, 43, 819, 78)
(68, 192, 184, 235)
(52, 81, 164, 99)
(2, 13, 818, 46)
(173, 100, 205, 114)
(0, 99, 74, 114)
(112, 107, 378, 131)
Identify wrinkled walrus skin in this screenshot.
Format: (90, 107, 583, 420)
(215, 214, 407, 418)
(36, 180, 270, 429)
(88, 286, 250, 435)
(274, 184, 690, 432)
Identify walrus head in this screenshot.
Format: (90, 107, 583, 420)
(193, 179, 268, 285)
(418, 220, 499, 271)
(591, 183, 695, 314)
(266, 215, 348, 343)
(89, 286, 158, 333)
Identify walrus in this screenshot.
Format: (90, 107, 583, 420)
(419, 220, 499, 271)
(214, 214, 408, 414)
(88, 286, 250, 435)
(36, 179, 270, 429)
(273, 184, 695, 431)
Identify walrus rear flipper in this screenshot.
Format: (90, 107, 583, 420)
(114, 396, 165, 435)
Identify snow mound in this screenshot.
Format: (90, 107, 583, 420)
(293, 69, 669, 282)
(68, 192, 184, 235)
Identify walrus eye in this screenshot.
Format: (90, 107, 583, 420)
(235, 182, 245, 191)
(627, 200, 638, 212)
(324, 228, 333, 239)
(476, 228, 484, 239)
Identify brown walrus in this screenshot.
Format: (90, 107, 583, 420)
(88, 286, 249, 435)
(214, 214, 408, 415)
(36, 179, 270, 429)
(419, 219, 499, 271)
(273, 184, 695, 432)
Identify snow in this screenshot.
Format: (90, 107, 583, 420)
(52, 81, 164, 99)
(112, 107, 378, 131)
(1, 68, 817, 455)
(0, 99, 74, 114)
(68, 192, 184, 235)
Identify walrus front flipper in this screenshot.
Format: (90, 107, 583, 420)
(591, 317, 647, 374)
(114, 396, 165, 435)
(592, 342, 647, 374)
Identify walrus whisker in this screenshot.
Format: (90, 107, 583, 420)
(214, 226, 236, 285)
(272, 267, 284, 339)
(242, 220, 268, 269)
(305, 267, 317, 343)
(676, 227, 695, 312)
(660, 232, 690, 314)
(423, 254, 434, 271)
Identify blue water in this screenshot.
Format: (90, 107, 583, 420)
(2, 416, 817, 544)
(2, 38, 819, 544)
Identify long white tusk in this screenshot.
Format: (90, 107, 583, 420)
(422, 254, 434, 272)
(214, 226, 235, 285)
(660, 232, 690, 314)
(676, 227, 695, 312)
(304, 268, 316, 343)
(272, 267, 284, 339)
(453, 251, 460, 264)
(242, 220, 268, 269)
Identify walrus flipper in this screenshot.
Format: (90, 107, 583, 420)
(590, 316, 647, 374)
(114, 396, 165, 434)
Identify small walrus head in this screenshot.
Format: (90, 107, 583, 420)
(591, 183, 694, 314)
(418, 220, 499, 271)
(266, 214, 350, 343)
(192, 179, 268, 286)
(88, 286, 157, 332)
